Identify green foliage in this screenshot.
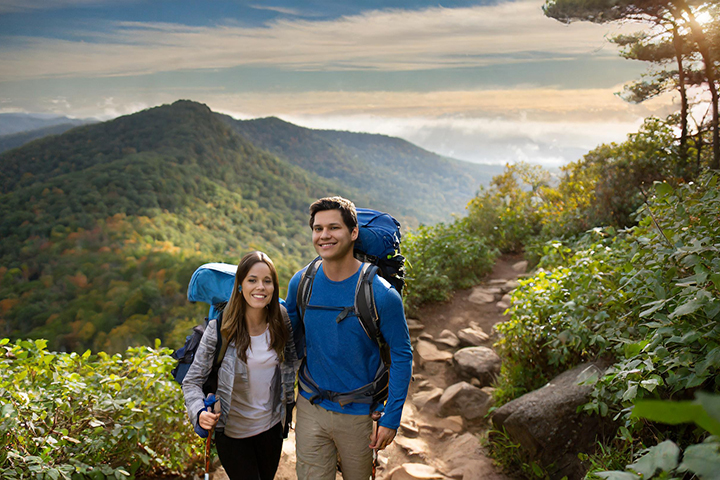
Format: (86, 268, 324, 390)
(536, 118, 679, 244)
(0, 100, 342, 352)
(492, 174, 720, 474)
(486, 428, 561, 480)
(595, 393, 720, 480)
(494, 228, 627, 403)
(466, 163, 548, 253)
(0, 338, 202, 478)
(403, 218, 498, 313)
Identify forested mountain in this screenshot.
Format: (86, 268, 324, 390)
(0, 100, 496, 354)
(0, 123, 94, 154)
(221, 115, 503, 226)
(0, 100, 351, 353)
(0, 113, 90, 136)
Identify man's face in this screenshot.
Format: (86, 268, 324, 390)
(312, 209, 358, 262)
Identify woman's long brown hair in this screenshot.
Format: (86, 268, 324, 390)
(221, 251, 288, 363)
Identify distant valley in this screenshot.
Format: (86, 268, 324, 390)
(0, 100, 501, 353)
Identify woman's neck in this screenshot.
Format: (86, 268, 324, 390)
(245, 307, 268, 336)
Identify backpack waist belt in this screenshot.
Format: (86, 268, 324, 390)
(298, 361, 389, 409)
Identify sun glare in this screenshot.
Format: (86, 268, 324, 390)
(694, 11, 714, 26)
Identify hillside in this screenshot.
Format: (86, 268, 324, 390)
(220, 115, 503, 226)
(0, 100, 348, 353)
(0, 123, 95, 154)
(0, 113, 90, 136)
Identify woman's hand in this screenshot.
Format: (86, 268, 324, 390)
(199, 410, 220, 430)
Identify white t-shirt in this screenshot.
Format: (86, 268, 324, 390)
(224, 328, 281, 438)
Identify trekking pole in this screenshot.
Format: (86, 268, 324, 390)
(202, 393, 218, 480)
(204, 429, 213, 480)
(370, 411, 382, 480)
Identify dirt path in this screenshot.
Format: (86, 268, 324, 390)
(212, 254, 525, 480)
(370, 253, 524, 479)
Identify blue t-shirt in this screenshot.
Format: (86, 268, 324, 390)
(286, 262, 412, 430)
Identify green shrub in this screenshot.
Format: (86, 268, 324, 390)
(594, 392, 720, 479)
(0, 338, 202, 479)
(465, 163, 547, 253)
(403, 218, 498, 313)
(492, 174, 720, 475)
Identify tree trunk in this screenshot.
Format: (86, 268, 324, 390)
(671, 23, 689, 169)
(676, 0, 720, 169)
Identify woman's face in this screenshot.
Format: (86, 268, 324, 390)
(241, 261, 274, 311)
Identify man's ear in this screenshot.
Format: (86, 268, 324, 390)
(351, 227, 359, 241)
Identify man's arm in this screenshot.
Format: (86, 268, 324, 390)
(375, 282, 413, 431)
(284, 269, 305, 359)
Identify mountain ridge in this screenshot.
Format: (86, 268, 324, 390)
(0, 99, 497, 354)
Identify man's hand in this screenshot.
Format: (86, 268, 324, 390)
(369, 425, 396, 451)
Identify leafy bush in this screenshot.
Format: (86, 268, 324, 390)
(465, 163, 548, 253)
(595, 392, 720, 479)
(403, 218, 498, 312)
(493, 228, 628, 403)
(492, 174, 720, 473)
(495, 174, 720, 410)
(0, 338, 202, 479)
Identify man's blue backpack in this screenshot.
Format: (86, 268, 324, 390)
(354, 208, 405, 293)
(170, 263, 236, 393)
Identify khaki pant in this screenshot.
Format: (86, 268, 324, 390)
(295, 394, 374, 480)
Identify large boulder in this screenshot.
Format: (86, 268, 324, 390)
(491, 362, 614, 480)
(438, 381, 493, 421)
(453, 347, 501, 386)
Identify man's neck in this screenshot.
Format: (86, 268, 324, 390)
(321, 254, 362, 282)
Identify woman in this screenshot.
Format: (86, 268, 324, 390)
(183, 251, 298, 480)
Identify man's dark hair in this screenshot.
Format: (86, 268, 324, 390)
(309, 196, 358, 230)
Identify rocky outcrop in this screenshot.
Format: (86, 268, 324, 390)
(491, 362, 614, 480)
(453, 347, 501, 386)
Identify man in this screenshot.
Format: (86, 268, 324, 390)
(285, 196, 413, 480)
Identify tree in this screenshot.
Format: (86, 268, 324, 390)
(544, 0, 720, 170)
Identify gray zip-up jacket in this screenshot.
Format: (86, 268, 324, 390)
(182, 306, 299, 434)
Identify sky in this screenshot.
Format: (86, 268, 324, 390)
(0, 0, 677, 167)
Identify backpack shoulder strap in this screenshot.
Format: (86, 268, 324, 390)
(354, 263, 390, 367)
(296, 256, 322, 322)
(213, 310, 229, 368)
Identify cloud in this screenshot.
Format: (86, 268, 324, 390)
(0, 0, 632, 80)
(210, 87, 675, 122)
(248, 4, 305, 15)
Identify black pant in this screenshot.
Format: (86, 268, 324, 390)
(215, 422, 283, 480)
